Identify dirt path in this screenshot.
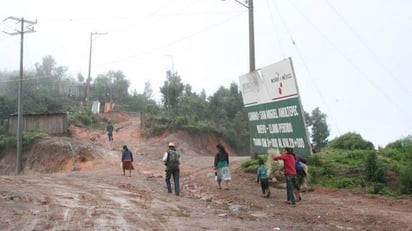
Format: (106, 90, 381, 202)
(1, 112, 411, 230)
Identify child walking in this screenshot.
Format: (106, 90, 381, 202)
(256, 159, 270, 198)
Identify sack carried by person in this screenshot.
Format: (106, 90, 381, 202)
(296, 161, 304, 173)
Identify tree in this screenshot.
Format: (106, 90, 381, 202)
(160, 70, 184, 114)
(107, 70, 130, 103)
(208, 82, 243, 125)
(93, 74, 112, 102)
(207, 82, 247, 152)
(93, 70, 130, 103)
(365, 152, 379, 181)
(178, 86, 209, 123)
(35, 55, 68, 86)
(25, 56, 72, 112)
(143, 81, 153, 100)
(77, 73, 85, 83)
(306, 107, 330, 149)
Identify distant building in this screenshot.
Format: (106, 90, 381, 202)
(8, 112, 68, 135)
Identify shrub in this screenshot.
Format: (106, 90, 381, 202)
(240, 158, 262, 173)
(365, 152, 378, 181)
(307, 155, 322, 167)
(329, 132, 374, 150)
(23, 131, 45, 145)
(0, 135, 16, 151)
(0, 131, 44, 152)
(367, 183, 386, 194)
(331, 177, 356, 189)
(174, 116, 187, 127)
(399, 165, 412, 194)
(0, 119, 9, 135)
(68, 109, 97, 127)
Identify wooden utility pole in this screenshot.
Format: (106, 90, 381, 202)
(3, 16, 36, 174)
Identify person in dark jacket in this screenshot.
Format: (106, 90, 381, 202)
(106, 121, 114, 141)
(121, 145, 134, 176)
(214, 143, 231, 190)
(162, 142, 181, 196)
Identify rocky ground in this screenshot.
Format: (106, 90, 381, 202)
(0, 112, 411, 231)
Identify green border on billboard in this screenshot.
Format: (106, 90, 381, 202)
(239, 58, 312, 156)
(245, 97, 311, 156)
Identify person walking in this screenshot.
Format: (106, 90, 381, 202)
(162, 142, 181, 196)
(273, 147, 297, 206)
(214, 143, 231, 190)
(121, 145, 134, 176)
(295, 153, 308, 201)
(106, 121, 114, 141)
(257, 159, 271, 198)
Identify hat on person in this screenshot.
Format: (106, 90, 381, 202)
(168, 142, 175, 147)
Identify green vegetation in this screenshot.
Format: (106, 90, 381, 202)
(329, 132, 374, 150)
(305, 107, 330, 150)
(240, 134, 412, 196)
(0, 131, 45, 152)
(67, 109, 98, 127)
(1, 55, 411, 196)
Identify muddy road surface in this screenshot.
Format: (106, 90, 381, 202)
(1, 113, 411, 230)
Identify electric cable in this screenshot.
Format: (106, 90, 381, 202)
(287, 0, 408, 118)
(323, 0, 411, 98)
(271, 0, 342, 136)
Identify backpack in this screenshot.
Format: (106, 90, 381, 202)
(167, 149, 179, 170)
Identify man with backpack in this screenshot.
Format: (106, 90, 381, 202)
(295, 153, 308, 201)
(162, 142, 181, 196)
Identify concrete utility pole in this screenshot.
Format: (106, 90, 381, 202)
(86, 32, 108, 108)
(222, 0, 256, 158)
(3, 16, 37, 174)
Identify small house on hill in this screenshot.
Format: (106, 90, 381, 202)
(8, 112, 68, 135)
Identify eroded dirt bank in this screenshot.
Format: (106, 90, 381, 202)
(1, 113, 411, 230)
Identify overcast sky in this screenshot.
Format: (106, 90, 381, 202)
(1, 0, 411, 147)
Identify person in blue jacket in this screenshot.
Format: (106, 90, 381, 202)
(257, 159, 270, 198)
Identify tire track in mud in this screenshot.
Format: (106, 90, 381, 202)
(0, 171, 192, 230)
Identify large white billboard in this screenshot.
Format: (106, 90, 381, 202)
(239, 58, 312, 155)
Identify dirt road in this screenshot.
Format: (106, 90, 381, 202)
(0, 113, 411, 230)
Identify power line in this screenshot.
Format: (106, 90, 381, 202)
(265, 0, 286, 59)
(323, 0, 412, 98)
(95, 11, 245, 68)
(286, 0, 408, 118)
(270, 0, 342, 136)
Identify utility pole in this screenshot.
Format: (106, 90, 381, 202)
(222, 0, 256, 158)
(86, 32, 108, 108)
(3, 16, 36, 174)
(247, 0, 255, 72)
